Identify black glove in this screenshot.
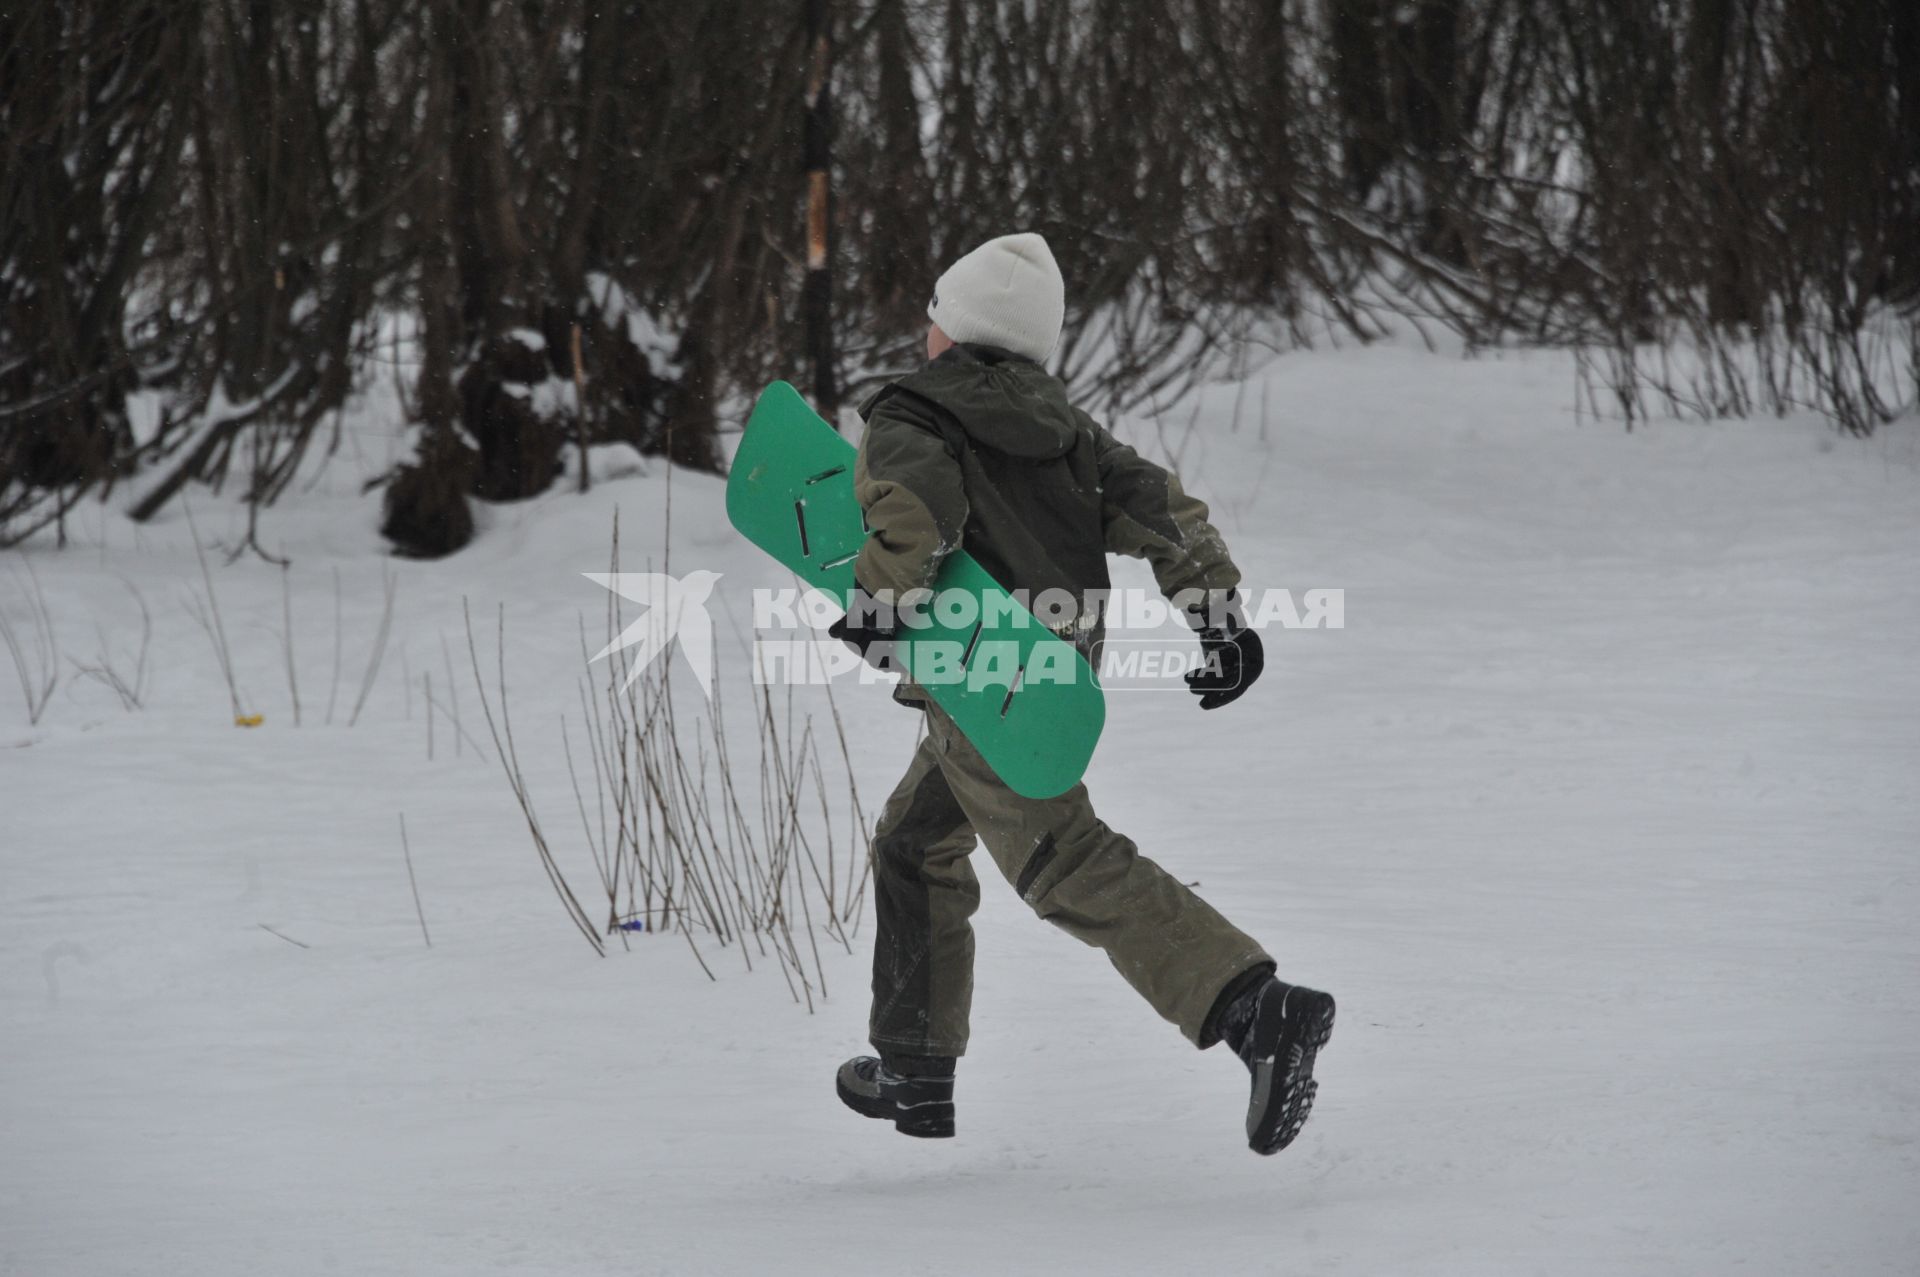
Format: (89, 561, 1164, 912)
(1186, 614, 1264, 710)
(828, 587, 899, 669)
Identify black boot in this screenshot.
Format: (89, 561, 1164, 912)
(1216, 977, 1336, 1155)
(835, 1054, 956, 1139)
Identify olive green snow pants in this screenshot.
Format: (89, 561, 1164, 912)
(867, 701, 1273, 1058)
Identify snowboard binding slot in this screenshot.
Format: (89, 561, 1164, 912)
(960, 621, 984, 666)
(999, 664, 1024, 718)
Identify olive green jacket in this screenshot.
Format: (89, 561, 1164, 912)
(852, 344, 1239, 655)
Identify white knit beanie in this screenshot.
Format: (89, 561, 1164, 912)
(926, 233, 1065, 364)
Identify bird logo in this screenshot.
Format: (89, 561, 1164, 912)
(582, 570, 722, 697)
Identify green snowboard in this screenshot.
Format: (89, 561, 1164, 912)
(726, 380, 1105, 799)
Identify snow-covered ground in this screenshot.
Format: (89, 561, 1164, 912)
(5, 340, 1918, 1274)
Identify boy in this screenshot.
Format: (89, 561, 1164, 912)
(829, 233, 1334, 1155)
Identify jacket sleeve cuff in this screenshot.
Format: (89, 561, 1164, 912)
(1175, 587, 1244, 631)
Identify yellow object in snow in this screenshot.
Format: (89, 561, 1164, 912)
(234, 714, 264, 728)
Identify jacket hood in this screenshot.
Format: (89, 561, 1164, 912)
(891, 344, 1078, 460)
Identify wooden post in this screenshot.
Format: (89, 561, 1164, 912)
(571, 322, 590, 493)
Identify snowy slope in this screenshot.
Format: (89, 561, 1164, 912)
(4, 340, 1918, 1275)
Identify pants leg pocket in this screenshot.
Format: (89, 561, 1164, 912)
(1014, 832, 1059, 905)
